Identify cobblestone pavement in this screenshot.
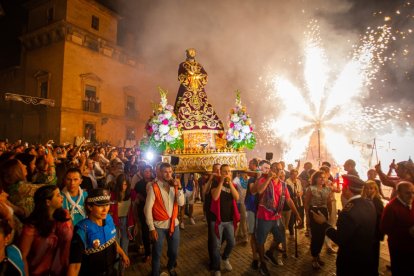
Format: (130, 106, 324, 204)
(126, 202, 391, 276)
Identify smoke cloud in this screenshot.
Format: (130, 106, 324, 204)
(110, 0, 413, 159)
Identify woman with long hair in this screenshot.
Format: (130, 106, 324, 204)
(362, 180, 384, 273)
(304, 170, 332, 270)
(19, 185, 73, 276)
(110, 174, 135, 274)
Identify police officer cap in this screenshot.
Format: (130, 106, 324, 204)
(342, 174, 365, 193)
(86, 188, 113, 206)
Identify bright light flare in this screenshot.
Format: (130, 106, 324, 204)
(261, 21, 395, 169)
(145, 151, 155, 161)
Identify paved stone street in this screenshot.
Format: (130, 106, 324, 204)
(126, 202, 391, 275)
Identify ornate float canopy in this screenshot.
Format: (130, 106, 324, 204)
(157, 49, 249, 172)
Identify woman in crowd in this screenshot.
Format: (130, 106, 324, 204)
(68, 189, 130, 276)
(0, 218, 24, 275)
(110, 174, 135, 273)
(15, 153, 36, 184)
(320, 165, 340, 254)
(304, 170, 332, 270)
(0, 159, 42, 218)
(0, 184, 25, 239)
(19, 185, 73, 276)
(362, 180, 384, 273)
(32, 148, 57, 185)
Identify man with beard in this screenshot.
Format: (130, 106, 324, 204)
(144, 163, 184, 276)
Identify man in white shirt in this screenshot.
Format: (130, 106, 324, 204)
(144, 163, 184, 276)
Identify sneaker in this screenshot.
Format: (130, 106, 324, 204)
(222, 259, 232, 271)
(190, 217, 196, 225)
(251, 260, 259, 270)
(168, 269, 178, 276)
(264, 250, 277, 266)
(179, 222, 185, 230)
(214, 271, 221, 276)
(259, 262, 270, 276)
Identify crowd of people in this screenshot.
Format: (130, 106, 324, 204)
(0, 139, 413, 276)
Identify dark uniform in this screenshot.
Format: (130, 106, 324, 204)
(320, 175, 378, 276)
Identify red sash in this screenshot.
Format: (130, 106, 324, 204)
(152, 182, 178, 236)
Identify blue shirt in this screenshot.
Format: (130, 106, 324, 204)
(62, 190, 88, 225)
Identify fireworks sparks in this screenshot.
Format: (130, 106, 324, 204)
(259, 21, 399, 168)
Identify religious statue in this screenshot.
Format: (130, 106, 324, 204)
(174, 49, 224, 149)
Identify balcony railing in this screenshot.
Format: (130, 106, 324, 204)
(83, 98, 101, 113)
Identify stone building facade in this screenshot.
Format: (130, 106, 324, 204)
(0, 0, 150, 145)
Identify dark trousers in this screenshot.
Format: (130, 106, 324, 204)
(373, 240, 380, 275)
(207, 217, 217, 270)
(309, 206, 328, 257)
(138, 212, 151, 257)
(390, 249, 413, 276)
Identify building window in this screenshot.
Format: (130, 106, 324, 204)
(40, 81, 48, 98)
(34, 71, 51, 98)
(84, 122, 97, 142)
(126, 127, 136, 140)
(91, 15, 99, 30)
(83, 85, 101, 113)
(126, 96, 136, 118)
(46, 7, 54, 23)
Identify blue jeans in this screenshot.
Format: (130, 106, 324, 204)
(152, 226, 180, 276)
(117, 216, 129, 256)
(255, 218, 284, 245)
(210, 221, 235, 271)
